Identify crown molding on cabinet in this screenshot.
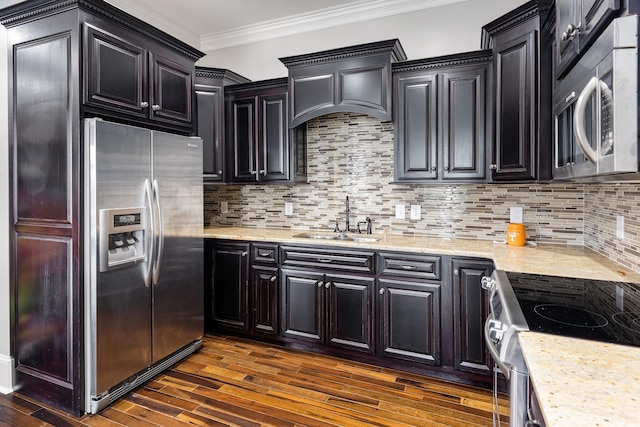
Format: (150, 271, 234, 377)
(200, 0, 468, 52)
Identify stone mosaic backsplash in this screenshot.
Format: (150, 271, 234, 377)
(203, 112, 640, 273)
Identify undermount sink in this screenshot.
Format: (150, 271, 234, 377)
(294, 232, 380, 242)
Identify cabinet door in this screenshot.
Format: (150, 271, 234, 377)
(493, 22, 537, 181)
(379, 279, 441, 365)
(252, 266, 279, 336)
(452, 259, 494, 375)
(228, 97, 259, 182)
(555, 0, 578, 77)
(83, 23, 147, 118)
(281, 269, 324, 344)
(579, 0, 620, 51)
(394, 73, 438, 181)
(260, 92, 290, 182)
(196, 84, 224, 181)
(326, 274, 374, 354)
(212, 243, 249, 330)
(441, 66, 487, 180)
(150, 53, 193, 126)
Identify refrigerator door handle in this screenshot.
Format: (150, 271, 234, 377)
(144, 179, 155, 288)
(152, 179, 165, 286)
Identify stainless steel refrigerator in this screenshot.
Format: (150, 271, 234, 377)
(83, 118, 203, 414)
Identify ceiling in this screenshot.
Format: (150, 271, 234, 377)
(104, 0, 466, 52)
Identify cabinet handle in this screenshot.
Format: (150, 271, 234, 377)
(454, 268, 459, 276)
(317, 281, 324, 288)
(241, 251, 248, 257)
(325, 282, 331, 289)
(400, 265, 417, 270)
(140, 101, 149, 108)
(152, 104, 161, 111)
(379, 288, 385, 295)
(489, 164, 497, 170)
(259, 252, 271, 257)
(318, 259, 333, 263)
(259, 170, 266, 175)
(270, 276, 276, 282)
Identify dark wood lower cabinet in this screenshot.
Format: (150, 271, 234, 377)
(378, 279, 441, 365)
(452, 258, 494, 374)
(207, 240, 495, 387)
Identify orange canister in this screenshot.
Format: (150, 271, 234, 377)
(506, 223, 526, 246)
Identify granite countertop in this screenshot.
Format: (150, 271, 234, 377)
(203, 226, 640, 282)
(204, 226, 640, 426)
(519, 332, 640, 427)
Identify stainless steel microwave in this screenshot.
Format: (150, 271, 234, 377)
(553, 15, 639, 181)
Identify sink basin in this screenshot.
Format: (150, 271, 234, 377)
(294, 232, 380, 242)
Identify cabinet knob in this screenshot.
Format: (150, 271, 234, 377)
(454, 268, 459, 276)
(241, 251, 248, 257)
(325, 282, 331, 289)
(379, 288, 385, 295)
(317, 281, 324, 288)
(218, 170, 223, 175)
(152, 104, 161, 111)
(270, 276, 276, 282)
(250, 170, 257, 175)
(444, 166, 450, 172)
(259, 170, 266, 175)
(140, 101, 149, 108)
(431, 166, 437, 172)
(489, 164, 497, 170)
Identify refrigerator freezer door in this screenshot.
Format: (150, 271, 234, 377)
(151, 131, 204, 362)
(86, 119, 153, 397)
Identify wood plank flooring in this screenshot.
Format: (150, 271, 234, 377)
(0, 334, 510, 426)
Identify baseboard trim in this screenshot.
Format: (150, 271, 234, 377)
(0, 354, 14, 394)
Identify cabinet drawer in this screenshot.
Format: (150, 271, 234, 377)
(252, 243, 278, 265)
(378, 252, 441, 280)
(280, 246, 375, 273)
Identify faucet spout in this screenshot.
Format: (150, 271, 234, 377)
(345, 196, 350, 233)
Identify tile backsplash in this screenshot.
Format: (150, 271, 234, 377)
(204, 112, 639, 272)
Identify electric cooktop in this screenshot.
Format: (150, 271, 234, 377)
(506, 272, 640, 347)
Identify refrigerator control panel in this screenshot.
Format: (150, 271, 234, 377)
(99, 207, 147, 272)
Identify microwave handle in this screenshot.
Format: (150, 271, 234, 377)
(573, 76, 600, 164)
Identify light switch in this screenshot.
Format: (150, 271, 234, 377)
(617, 215, 624, 239)
(395, 204, 405, 220)
(285, 202, 293, 216)
(510, 206, 523, 223)
(410, 204, 421, 220)
(220, 201, 228, 214)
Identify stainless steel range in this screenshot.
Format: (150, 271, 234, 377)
(482, 270, 640, 427)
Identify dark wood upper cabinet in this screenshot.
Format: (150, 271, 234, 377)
(0, 0, 203, 415)
(482, 0, 553, 182)
(196, 67, 250, 183)
(280, 39, 406, 127)
(393, 51, 492, 183)
(82, 18, 203, 133)
(225, 79, 307, 184)
(555, 0, 621, 79)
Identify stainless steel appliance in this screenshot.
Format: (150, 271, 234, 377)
(83, 118, 204, 414)
(553, 15, 639, 181)
(483, 271, 640, 426)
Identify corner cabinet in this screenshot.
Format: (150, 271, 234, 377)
(482, 0, 553, 182)
(1, 0, 203, 415)
(225, 79, 307, 184)
(195, 67, 250, 183)
(393, 51, 492, 183)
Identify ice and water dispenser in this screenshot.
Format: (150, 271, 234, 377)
(99, 207, 147, 272)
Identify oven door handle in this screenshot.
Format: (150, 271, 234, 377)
(485, 316, 512, 379)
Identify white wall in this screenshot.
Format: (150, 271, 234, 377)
(0, 23, 13, 394)
(197, 0, 527, 80)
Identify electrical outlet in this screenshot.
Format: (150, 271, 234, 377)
(410, 204, 421, 220)
(617, 215, 625, 239)
(510, 206, 523, 223)
(395, 204, 405, 220)
(285, 202, 293, 216)
(220, 201, 228, 214)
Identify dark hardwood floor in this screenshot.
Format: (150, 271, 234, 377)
(0, 334, 509, 426)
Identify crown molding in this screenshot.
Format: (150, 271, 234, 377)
(201, 0, 467, 52)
